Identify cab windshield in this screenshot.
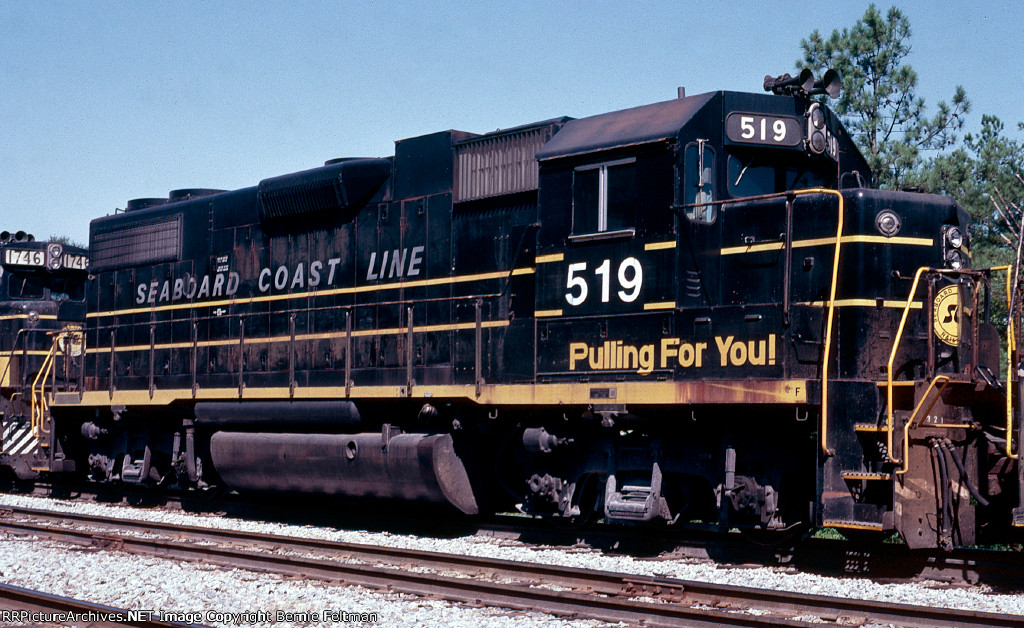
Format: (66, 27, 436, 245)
(6, 271, 86, 301)
(727, 150, 833, 198)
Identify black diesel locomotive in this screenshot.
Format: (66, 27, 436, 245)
(0, 232, 89, 480)
(9, 71, 1024, 550)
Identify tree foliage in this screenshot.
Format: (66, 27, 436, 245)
(45, 235, 88, 250)
(913, 117, 1024, 268)
(797, 4, 1024, 342)
(798, 4, 970, 189)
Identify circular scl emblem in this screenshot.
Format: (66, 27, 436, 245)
(933, 285, 959, 347)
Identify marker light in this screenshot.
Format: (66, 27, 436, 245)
(875, 210, 901, 237)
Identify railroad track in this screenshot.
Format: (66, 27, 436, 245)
(15, 482, 1024, 589)
(0, 581, 192, 627)
(1, 505, 1022, 627)
(486, 513, 1024, 589)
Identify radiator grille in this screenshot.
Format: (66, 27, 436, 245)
(91, 214, 182, 271)
(454, 124, 560, 203)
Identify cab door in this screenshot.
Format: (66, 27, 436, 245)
(679, 141, 720, 310)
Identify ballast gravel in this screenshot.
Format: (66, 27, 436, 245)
(0, 493, 1022, 627)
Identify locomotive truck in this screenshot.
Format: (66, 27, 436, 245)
(7, 70, 1024, 550)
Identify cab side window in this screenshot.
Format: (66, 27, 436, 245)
(684, 142, 716, 223)
(572, 158, 636, 236)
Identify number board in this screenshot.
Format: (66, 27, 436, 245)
(62, 253, 89, 270)
(725, 113, 803, 148)
(3, 249, 44, 267)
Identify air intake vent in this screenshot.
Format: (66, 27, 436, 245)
(257, 158, 391, 222)
(91, 214, 182, 272)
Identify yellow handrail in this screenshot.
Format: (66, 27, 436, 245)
(894, 375, 951, 474)
(994, 265, 1019, 460)
(884, 267, 979, 463)
(885, 265, 1018, 463)
(790, 188, 844, 457)
(29, 337, 58, 438)
(886, 266, 932, 462)
(0, 329, 27, 388)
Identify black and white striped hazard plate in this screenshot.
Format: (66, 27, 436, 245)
(2, 421, 39, 456)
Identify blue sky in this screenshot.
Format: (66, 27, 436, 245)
(2, 0, 1021, 243)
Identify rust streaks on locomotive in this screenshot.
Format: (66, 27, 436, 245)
(4, 71, 1024, 550)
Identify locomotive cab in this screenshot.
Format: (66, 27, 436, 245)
(524, 88, 871, 528)
(527, 82, 1007, 548)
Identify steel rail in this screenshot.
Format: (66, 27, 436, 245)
(0, 581, 197, 627)
(9, 490, 1024, 587)
(1, 506, 1022, 627)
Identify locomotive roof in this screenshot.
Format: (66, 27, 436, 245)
(535, 91, 716, 161)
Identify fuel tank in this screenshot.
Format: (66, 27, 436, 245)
(209, 431, 478, 514)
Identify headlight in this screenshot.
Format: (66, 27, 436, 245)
(945, 249, 965, 270)
(47, 243, 63, 270)
(805, 102, 838, 159)
(806, 103, 826, 155)
(809, 131, 826, 153)
(809, 105, 825, 129)
(946, 226, 963, 249)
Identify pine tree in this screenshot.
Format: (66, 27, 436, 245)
(916, 116, 1024, 268)
(798, 4, 970, 188)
